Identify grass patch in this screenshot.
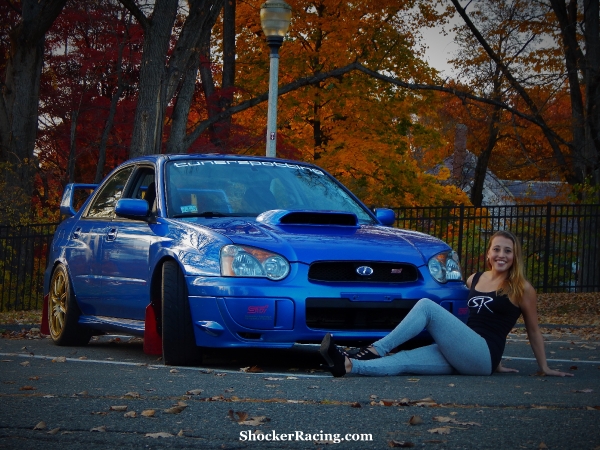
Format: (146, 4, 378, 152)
(0, 310, 42, 325)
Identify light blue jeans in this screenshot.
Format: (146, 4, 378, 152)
(350, 298, 492, 376)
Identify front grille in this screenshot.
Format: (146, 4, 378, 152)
(306, 298, 419, 330)
(308, 261, 418, 283)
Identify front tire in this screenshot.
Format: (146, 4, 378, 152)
(161, 260, 202, 366)
(48, 264, 91, 346)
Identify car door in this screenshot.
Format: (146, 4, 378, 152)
(66, 166, 135, 315)
(99, 167, 159, 320)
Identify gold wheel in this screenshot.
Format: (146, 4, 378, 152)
(49, 266, 68, 340)
(47, 264, 90, 346)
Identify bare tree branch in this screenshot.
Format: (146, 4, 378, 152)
(184, 61, 573, 153)
(449, 0, 576, 183)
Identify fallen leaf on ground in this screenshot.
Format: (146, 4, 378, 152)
(388, 440, 415, 448)
(573, 389, 593, 393)
(19, 385, 36, 391)
(240, 365, 263, 373)
(123, 391, 140, 398)
(164, 405, 186, 414)
(350, 402, 361, 408)
(415, 399, 438, 407)
(52, 357, 66, 363)
(124, 411, 137, 418)
(186, 389, 203, 395)
(90, 426, 106, 432)
(110, 405, 128, 412)
(433, 416, 453, 423)
(408, 415, 424, 425)
(228, 410, 248, 422)
(20, 361, 30, 366)
(428, 427, 451, 435)
(47, 427, 60, 435)
(33, 421, 46, 430)
(228, 409, 269, 426)
(141, 409, 155, 417)
(146, 432, 173, 438)
(239, 416, 270, 426)
(433, 416, 480, 426)
(28, 376, 40, 380)
(169, 369, 179, 373)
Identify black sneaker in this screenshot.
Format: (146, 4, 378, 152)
(319, 333, 347, 377)
(346, 347, 380, 361)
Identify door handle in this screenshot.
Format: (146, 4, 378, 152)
(106, 228, 118, 241)
(71, 227, 82, 239)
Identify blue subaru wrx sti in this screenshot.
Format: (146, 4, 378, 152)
(43, 154, 468, 365)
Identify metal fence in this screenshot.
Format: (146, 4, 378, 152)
(393, 203, 600, 293)
(0, 223, 57, 311)
(0, 203, 598, 311)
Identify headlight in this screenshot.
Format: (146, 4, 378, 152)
(428, 250, 462, 283)
(220, 245, 290, 280)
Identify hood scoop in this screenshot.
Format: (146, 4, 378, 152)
(257, 210, 359, 227)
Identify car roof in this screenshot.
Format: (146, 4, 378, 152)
(127, 153, 317, 167)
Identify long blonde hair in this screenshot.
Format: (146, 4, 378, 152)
(486, 230, 527, 304)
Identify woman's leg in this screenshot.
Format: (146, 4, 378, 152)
(352, 298, 491, 376)
(351, 344, 454, 376)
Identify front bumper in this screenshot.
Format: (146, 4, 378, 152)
(185, 266, 469, 349)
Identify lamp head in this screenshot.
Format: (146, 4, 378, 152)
(260, 0, 292, 39)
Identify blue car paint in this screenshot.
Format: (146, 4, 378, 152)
(45, 154, 469, 349)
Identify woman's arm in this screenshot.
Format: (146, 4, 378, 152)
(520, 283, 573, 377)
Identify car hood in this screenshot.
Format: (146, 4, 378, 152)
(181, 210, 450, 266)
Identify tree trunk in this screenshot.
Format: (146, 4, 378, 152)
(68, 110, 79, 183)
(0, 0, 67, 224)
(127, 0, 179, 158)
(471, 106, 502, 207)
(95, 35, 128, 183)
(167, 56, 201, 154)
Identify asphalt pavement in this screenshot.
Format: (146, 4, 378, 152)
(0, 326, 598, 449)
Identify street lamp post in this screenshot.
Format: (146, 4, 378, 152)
(260, 0, 292, 158)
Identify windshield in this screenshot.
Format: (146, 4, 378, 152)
(165, 160, 374, 224)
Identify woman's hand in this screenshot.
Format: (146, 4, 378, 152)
(496, 362, 519, 373)
(541, 367, 574, 377)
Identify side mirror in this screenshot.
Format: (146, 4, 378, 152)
(374, 208, 395, 226)
(115, 198, 149, 220)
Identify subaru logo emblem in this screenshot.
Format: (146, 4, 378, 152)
(356, 266, 374, 276)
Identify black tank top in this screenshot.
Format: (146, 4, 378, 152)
(467, 272, 522, 373)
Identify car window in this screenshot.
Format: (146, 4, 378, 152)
(165, 160, 374, 223)
(127, 169, 156, 209)
(85, 166, 134, 219)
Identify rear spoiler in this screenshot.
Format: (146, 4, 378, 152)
(60, 183, 98, 217)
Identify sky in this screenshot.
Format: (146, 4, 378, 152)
(420, 24, 460, 77)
